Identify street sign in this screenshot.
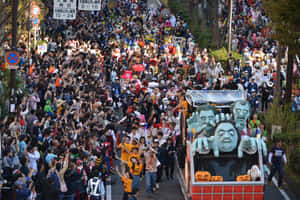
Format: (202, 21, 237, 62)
(5, 51, 20, 66)
(32, 5, 40, 16)
(53, 0, 77, 20)
(32, 17, 39, 26)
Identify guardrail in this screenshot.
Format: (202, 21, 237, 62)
(175, 156, 190, 200)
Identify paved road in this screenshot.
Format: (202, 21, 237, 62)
(111, 170, 184, 200)
(111, 0, 293, 199)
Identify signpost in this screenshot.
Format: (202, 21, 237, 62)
(5, 51, 20, 69)
(32, 17, 39, 48)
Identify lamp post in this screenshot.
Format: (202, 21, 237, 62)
(228, 0, 233, 55)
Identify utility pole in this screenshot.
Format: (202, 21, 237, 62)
(27, 0, 31, 63)
(228, 0, 233, 55)
(0, 0, 6, 59)
(10, 0, 18, 99)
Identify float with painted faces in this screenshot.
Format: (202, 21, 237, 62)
(183, 90, 266, 200)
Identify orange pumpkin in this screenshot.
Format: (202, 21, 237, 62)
(236, 175, 251, 182)
(210, 176, 223, 182)
(195, 171, 211, 182)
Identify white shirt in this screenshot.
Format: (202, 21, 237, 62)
(28, 150, 40, 175)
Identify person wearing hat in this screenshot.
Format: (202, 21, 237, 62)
(247, 77, 258, 94)
(243, 61, 252, 79)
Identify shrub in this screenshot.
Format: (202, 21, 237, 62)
(289, 145, 300, 174)
(210, 47, 242, 68)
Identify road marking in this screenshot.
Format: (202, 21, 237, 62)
(272, 177, 290, 200)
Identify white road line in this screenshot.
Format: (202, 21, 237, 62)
(272, 177, 290, 200)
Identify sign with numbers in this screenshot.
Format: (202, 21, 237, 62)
(53, 0, 77, 20)
(78, 0, 101, 11)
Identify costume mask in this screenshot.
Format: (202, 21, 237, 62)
(232, 100, 250, 131)
(214, 122, 238, 152)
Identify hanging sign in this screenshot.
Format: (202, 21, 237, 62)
(78, 0, 102, 10)
(53, 0, 77, 20)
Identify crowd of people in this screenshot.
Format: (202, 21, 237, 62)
(0, 0, 298, 200)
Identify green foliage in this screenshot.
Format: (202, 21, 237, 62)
(263, 99, 300, 175)
(168, 0, 213, 49)
(263, 0, 300, 54)
(210, 47, 242, 68)
(263, 99, 298, 134)
(289, 145, 300, 174)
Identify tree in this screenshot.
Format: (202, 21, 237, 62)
(263, 0, 300, 103)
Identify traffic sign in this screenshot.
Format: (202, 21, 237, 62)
(5, 51, 20, 66)
(32, 5, 40, 16)
(32, 17, 39, 26)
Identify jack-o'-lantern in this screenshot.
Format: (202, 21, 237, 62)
(236, 175, 251, 182)
(211, 176, 223, 182)
(195, 171, 211, 182)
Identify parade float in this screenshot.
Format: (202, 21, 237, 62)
(179, 90, 267, 200)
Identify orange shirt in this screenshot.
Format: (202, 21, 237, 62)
(181, 100, 188, 115)
(128, 162, 143, 176)
(128, 152, 140, 162)
(118, 143, 131, 162)
(121, 176, 132, 193)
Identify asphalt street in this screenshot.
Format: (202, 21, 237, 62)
(111, 0, 293, 200)
(111, 170, 184, 200)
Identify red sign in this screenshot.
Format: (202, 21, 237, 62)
(5, 51, 20, 66)
(32, 5, 40, 16)
(32, 17, 39, 26)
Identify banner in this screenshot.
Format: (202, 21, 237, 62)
(37, 43, 48, 55)
(53, 0, 77, 20)
(79, 0, 101, 10)
(185, 90, 247, 107)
